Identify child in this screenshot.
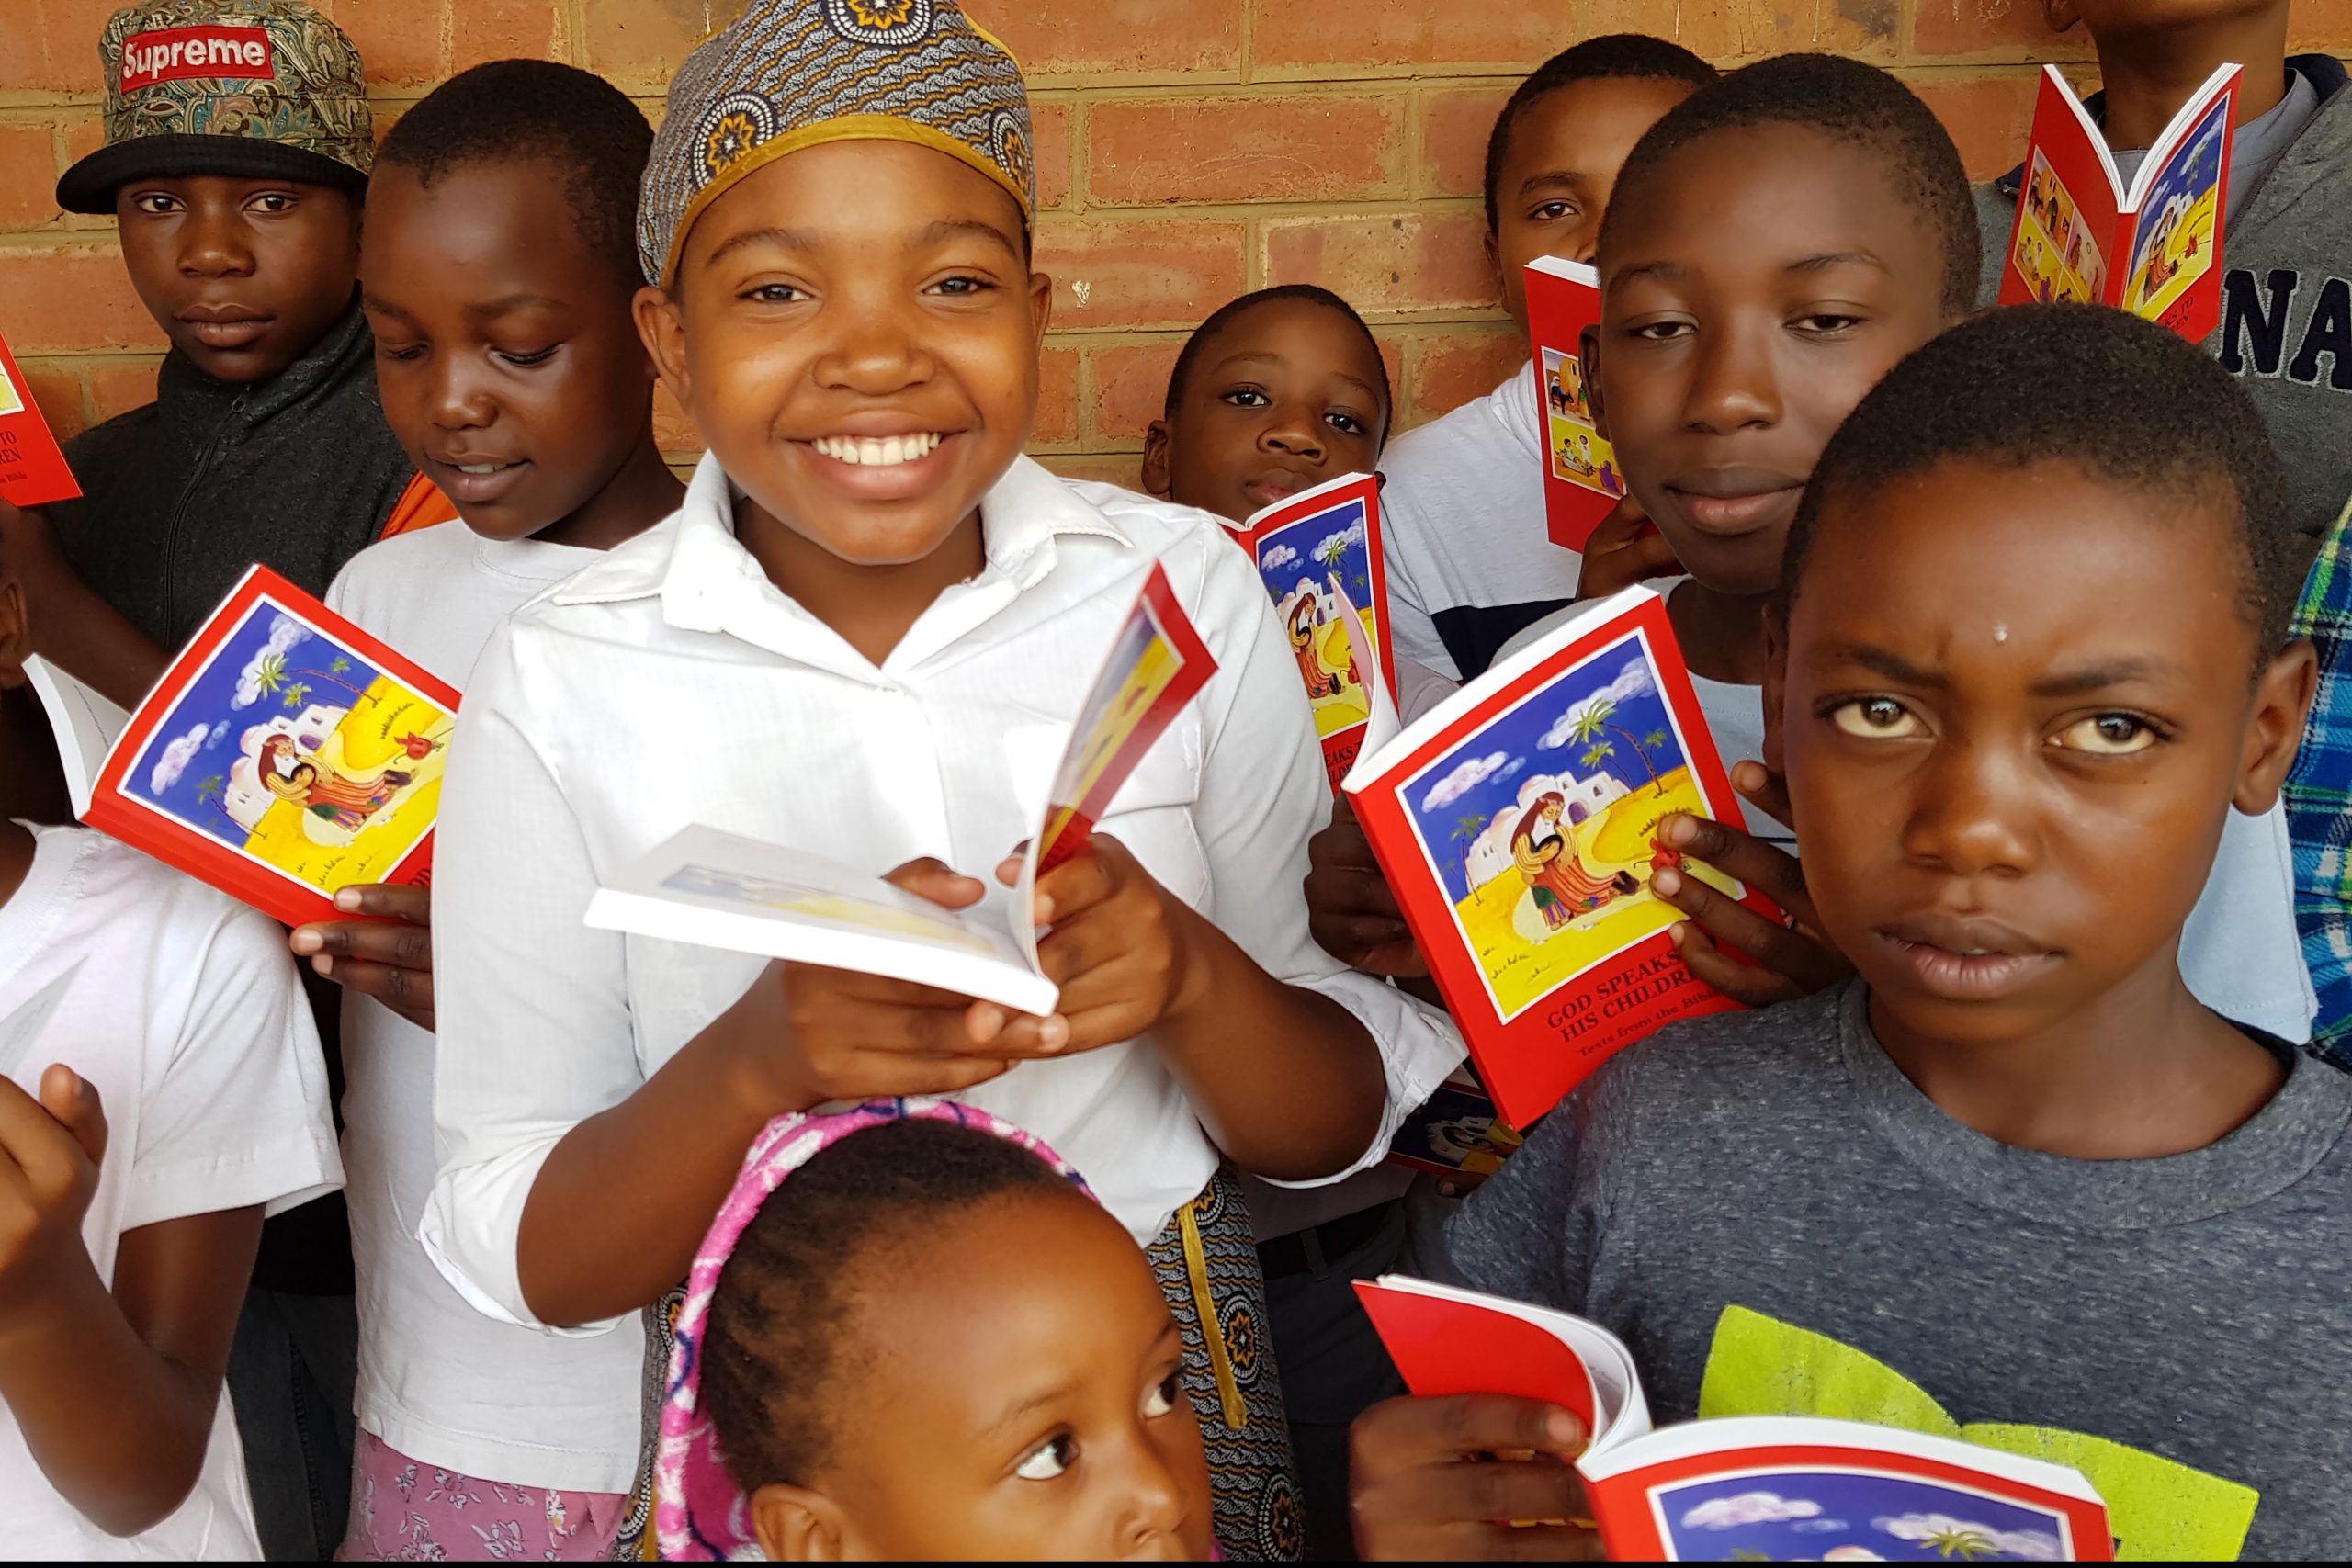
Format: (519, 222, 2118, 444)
(1144, 283, 1418, 1555)
(420, 4, 1459, 1559)
(654, 1100, 1215, 1561)
(31, 0, 452, 698)
(1974, 0, 2351, 558)
(0, 527, 345, 1557)
(278, 61, 682, 1562)
(1350, 304, 2346, 1563)
(1381, 35, 1714, 686)
(1142, 285, 1389, 528)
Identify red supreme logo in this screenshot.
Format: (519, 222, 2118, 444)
(120, 26, 275, 92)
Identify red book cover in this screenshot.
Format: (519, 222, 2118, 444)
(1343, 585, 1775, 1128)
(1580, 1418, 2115, 1562)
(1526, 257, 1625, 552)
(0, 327, 81, 508)
(1228, 472, 1390, 791)
(84, 565, 458, 928)
(1999, 62, 2240, 342)
(1353, 1276, 1648, 1446)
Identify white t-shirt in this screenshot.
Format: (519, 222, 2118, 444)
(1492, 585, 2315, 1041)
(423, 455, 1466, 1336)
(1383, 360, 1584, 683)
(0, 824, 341, 1559)
(326, 524, 646, 1492)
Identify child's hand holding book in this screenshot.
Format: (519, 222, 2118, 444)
(290, 884, 437, 1031)
(1349, 1392, 1598, 1561)
(1647, 763, 1851, 1008)
(1306, 796, 1429, 980)
(991, 833, 1214, 1055)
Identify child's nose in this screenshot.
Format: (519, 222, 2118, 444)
(178, 209, 255, 278)
(1261, 416, 1325, 460)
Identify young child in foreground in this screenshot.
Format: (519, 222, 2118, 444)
(1350, 304, 2346, 1562)
(0, 530, 344, 1557)
(279, 61, 682, 1561)
(1379, 34, 1713, 687)
(421, 3, 1457, 1556)
(654, 1101, 1214, 1561)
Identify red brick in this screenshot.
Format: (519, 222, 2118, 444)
(329, 0, 447, 88)
(582, 0, 717, 91)
(1252, 0, 1567, 73)
(1031, 99, 1072, 211)
(1085, 340, 1182, 447)
(1263, 211, 1497, 316)
(1034, 344, 1080, 446)
(0, 246, 162, 354)
(1035, 217, 1248, 331)
(452, 0, 562, 69)
(652, 381, 705, 457)
(86, 359, 155, 422)
(0, 123, 63, 231)
(1419, 87, 1510, 202)
(2292, 0, 2352, 50)
(1038, 453, 1146, 492)
(1913, 71, 2041, 183)
(0, 0, 119, 96)
(1913, 0, 2092, 59)
(17, 363, 86, 442)
(1405, 330, 1525, 425)
(965, 0, 1242, 80)
(1088, 95, 1403, 208)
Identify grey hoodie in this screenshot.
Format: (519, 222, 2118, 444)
(1976, 55, 2352, 558)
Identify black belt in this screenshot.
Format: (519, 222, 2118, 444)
(1258, 1200, 1396, 1280)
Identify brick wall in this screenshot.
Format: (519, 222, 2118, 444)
(6, 0, 2349, 488)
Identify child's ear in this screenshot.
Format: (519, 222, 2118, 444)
(1140, 419, 1175, 499)
(2040, 0, 2082, 34)
(2234, 637, 2319, 815)
(749, 1482, 853, 1562)
(1760, 605, 1791, 780)
(1028, 266, 1055, 347)
(1482, 225, 1504, 303)
(634, 285, 694, 407)
(1578, 324, 1608, 442)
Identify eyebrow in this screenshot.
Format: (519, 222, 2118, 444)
(701, 218, 1021, 271)
(980, 1382, 1078, 1441)
(1814, 641, 2183, 696)
(467, 292, 569, 318)
(1516, 169, 1592, 196)
(1785, 250, 1889, 277)
(1210, 350, 1384, 407)
(920, 217, 1023, 254)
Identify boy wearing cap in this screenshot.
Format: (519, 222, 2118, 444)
(420, 1, 1462, 1557)
(14, 0, 451, 711)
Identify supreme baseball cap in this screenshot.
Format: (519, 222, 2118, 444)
(56, 0, 374, 215)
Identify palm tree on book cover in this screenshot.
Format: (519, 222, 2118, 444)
(1567, 697, 1667, 794)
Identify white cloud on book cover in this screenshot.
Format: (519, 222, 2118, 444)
(1420, 750, 1511, 810)
(1681, 1491, 1823, 1529)
(148, 722, 212, 793)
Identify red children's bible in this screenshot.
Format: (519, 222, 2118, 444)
(0, 326, 81, 508)
(83, 566, 457, 928)
(1341, 585, 1775, 1127)
(1997, 62, 2241, 342)
(1525, 257, 1626, 551)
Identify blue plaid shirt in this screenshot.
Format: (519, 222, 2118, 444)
(2287, 499, 2352, 1064)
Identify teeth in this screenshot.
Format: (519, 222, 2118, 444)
(811, 433, 943, 467)
(457, 463, 507, 475)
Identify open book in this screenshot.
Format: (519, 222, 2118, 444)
(76, 566, 456, 928)
(1384, 1068, 1522, 1185)
(1340, 585, 1775, 1127)
(0, 324, 80, 507)
(1526, 257, 1623, 551)
(586, 563, 1216, 1013)
(1227, 472, 1391, 790)
(1997, 62, 2241, 340)
(1356, 1277, 2116, 1562)
(25, 656, 127, 817)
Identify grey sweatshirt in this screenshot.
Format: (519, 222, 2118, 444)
(1975, 55, 2352, 559)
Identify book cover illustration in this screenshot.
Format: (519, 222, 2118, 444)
(1385, 1073, 1523, 1183)
(85, 567, 457, 928)
(1526, 257, 1624, 551)
(1999, 62, 2238, 342)
(0, 326, 80, 508)
(1233, 472, 1390, 789)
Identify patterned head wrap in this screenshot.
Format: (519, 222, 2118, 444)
(57, 0, 372, 214)
(637, 0, 1035, 288)
(652, 1098, 1090, 1561)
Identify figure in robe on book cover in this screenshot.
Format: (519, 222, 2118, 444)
(255, 732, 414, 833)
(1511, 791, 1637, 931)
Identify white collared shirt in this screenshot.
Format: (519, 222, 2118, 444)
(422, 454, 1465, 1332)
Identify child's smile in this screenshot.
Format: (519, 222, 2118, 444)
(1873, 917, 2064, 1004)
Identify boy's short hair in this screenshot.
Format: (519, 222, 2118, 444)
(1599, 52, 1981, 317)
(1482, 34, 1717, 234)
(375, 60, 652, 288)
(1783, 303, 2293, 652)
(1161, 285, 1393, 431)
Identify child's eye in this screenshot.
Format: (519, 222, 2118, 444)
(929, 275, 996, 296)
(1792, 311, 1863, 335)
(128, 192, 180, 215)
(1144, 1372, 1182, 1418)
(1529, 199, 1579, 222)
(1325, 411, 1367, 435)
(1015, 1432, 1077, 1481)
(496, 346, 560, 367)
(247, 192, 297, 214)
(378, 344, 426, 364)
(1625, 320, 1691, 344)
(1828, 696, 1925, 739)
(1219, 387, 1272, 409)
(2052, 713, 2161, 755)
(742, 282, 803, 304)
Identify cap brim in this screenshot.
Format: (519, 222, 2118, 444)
(57, 134, 367, 214)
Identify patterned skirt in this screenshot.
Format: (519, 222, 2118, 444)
(607, 1168, 1302, 1561)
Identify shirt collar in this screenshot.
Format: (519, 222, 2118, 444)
(549, 450, 1136, 626)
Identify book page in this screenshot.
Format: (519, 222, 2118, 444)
(1240, 475, 1387, 791)
(1526, 257, 1624, 550)
(2120, 91, 2229, 332)
(2000, 68, 2124, 310)
(25, 656, 127, 817)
